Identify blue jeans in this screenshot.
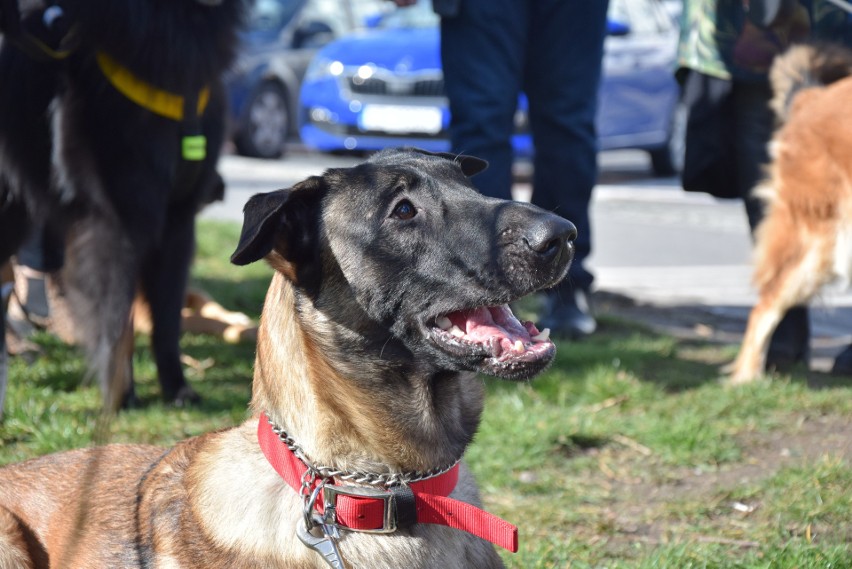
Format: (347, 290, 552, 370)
(440, 0, 609, 290)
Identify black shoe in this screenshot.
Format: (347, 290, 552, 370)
(538, 287, 597, 339)
(831, 344, 852, 376)
(765, 306, 810, 372)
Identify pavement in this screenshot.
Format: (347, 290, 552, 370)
(208, 148, 852, 373)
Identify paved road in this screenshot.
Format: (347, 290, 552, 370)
(208, 148, 852, 367)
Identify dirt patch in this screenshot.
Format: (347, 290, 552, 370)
(570, 415, 852, 557)
(576, 293, 852, 552)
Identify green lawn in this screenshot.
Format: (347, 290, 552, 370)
(2, 220, 850, 568)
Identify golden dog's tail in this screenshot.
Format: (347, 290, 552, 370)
(770, 42, 852, 123)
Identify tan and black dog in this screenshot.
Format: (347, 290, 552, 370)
(0, 149, 576, 568)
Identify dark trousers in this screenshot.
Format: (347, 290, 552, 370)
(440, 0, 609, 291)
(680, 71, 774, 232)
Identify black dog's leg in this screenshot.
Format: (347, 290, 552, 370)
(61, 216, 138, 412)
(0, 299, 6, 421)
(0, 197, 33, 420)
(0, 190, 32, 263)
(140, 207, 199, 406)
(0, 265, 9, 421)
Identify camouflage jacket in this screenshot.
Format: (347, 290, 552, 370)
(677, 0, 852, 82)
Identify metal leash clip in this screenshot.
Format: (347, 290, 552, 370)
(296, 478, 345, 569)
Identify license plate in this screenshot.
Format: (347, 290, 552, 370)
(359, 105, 442, 135)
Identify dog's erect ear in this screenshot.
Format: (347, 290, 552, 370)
(230, 189, 292, 266)
(410, 148, 489, 177)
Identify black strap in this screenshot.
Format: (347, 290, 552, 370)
(391, 485, 418, 529)
(173, 90, 205, 199)
(182, 91, 202, 140)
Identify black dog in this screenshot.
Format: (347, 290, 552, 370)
(0, 0, 248, 410)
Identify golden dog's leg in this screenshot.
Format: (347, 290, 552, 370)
(729, 299, 786, 384)
(729, 248, 825, 384)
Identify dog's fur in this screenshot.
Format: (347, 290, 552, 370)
(0, 0, 247, 409)
(0, 149, 576, 568)
(730, 43, 852, 383)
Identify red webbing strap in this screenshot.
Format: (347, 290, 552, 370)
(415, 493, 519, 552)
(257, 415, 308, 491)
(257, 415, 519, 552)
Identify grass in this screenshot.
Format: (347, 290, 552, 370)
(2, 220, 851, 567)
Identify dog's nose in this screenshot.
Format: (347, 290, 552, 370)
(524, 214, 577, 260)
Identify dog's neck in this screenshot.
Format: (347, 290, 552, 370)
(250, 273, 484, 474)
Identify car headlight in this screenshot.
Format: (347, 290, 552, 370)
(305, 57, 345, 83)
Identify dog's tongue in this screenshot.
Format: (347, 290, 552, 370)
(447, 306, 542, 357)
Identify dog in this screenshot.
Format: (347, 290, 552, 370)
(730, 43, 852, 383)
(0, 148, 576, 568)
(0, 0, 248, 411)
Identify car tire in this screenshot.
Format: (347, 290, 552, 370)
(649, 102, 687, 177)
(235, 81, 289, 159)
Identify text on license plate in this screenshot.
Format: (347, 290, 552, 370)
(359, 105, 442, 135)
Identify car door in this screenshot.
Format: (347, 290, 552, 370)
(597, 0, 679, 151)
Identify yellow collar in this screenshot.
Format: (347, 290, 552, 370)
(96, 51, 209, 121)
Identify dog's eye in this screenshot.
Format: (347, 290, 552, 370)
(391, 200, 417, 220)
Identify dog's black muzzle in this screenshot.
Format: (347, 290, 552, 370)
(425, 202, 577, 381)
(521, 210, 577, 277)
(492, 201, 577, 295)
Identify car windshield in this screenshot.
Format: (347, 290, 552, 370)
(380, 0, 438, 29)
(241, 0, 305, 46)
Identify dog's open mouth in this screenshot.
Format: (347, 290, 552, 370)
(429, 305, 555, 380)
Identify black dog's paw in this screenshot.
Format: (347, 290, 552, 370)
(165, 385, 202, 408)
(121, 390, 141, 410)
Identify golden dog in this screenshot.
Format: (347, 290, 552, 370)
(730, 43, 852, 383)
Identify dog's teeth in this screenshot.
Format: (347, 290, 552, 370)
(514, 340, 525, 353)
(450, 325, 465, 338)
(437, 316, 452, 330)
(531, 328, 550, 342)
(489, 336, 503, 357)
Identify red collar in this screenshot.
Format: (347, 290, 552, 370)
(257, 413, 518, 552)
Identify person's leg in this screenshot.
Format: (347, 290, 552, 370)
(733, 81, 774, 234)
(525, 0, 609, 336)
(734, 80, 809, 369)
(440, 0, 527, 199)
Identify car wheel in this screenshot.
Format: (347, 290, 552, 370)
(235, 81, 289, 159)
(649, 102, 687, 177)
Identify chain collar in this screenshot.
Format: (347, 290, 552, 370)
(266, 415, 461, 488)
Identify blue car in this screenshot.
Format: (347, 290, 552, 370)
(299, 0, 683, 175)
(226, 0, 384, 158)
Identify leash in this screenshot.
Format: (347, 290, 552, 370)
(257, 413, 519, 562)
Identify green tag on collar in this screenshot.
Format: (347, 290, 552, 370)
(182, 135, 207, 161)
